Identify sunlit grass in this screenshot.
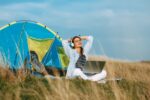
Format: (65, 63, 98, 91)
(0, 57, 150, 100)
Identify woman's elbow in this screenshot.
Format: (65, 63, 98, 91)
(62, 40, 69, 47)
(88, 35, 94, 41)
(62, 40, 68, 44)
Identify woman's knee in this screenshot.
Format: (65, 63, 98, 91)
(73, 68, 82, 76)
(101, 70, 107, 77)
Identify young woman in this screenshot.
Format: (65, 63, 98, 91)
(62, 35, 107, 81)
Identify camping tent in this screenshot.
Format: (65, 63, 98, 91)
(0, 20, 69, 70)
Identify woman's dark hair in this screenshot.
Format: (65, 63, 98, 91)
(72, 36, 84, 55)
(30, 51, 39, 63)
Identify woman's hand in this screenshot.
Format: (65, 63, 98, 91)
(67, 38, 72, 42)
(67, 35, 89, 42)
(80, 36, 89, 40)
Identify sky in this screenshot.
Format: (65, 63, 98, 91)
(0, 0, 150, 61)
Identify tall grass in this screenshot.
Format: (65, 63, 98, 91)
(0, 57, 150, 100)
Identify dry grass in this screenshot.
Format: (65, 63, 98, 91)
(0, 57, 150, 100)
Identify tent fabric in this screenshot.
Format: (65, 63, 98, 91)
(0, 20, 69, 69)
(27, 36, 54, 62)
(42, 37, 69, 69)
(57, 47, 70, 69)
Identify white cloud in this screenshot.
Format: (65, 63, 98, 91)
(0, 1, 116, 28)
(0, 2, 48, 23)
(0, 1, 149, 37)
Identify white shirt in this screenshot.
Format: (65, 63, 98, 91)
(62, 36, 93, 78)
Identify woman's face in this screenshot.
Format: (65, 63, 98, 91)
(73, 37, 82, 48)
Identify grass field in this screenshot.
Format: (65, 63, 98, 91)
(0, 56, 150, 100)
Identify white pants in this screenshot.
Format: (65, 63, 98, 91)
(72, 68, 107, 81)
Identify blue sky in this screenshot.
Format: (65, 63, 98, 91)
(0, 0, 150, 61)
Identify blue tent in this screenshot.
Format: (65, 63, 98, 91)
(0, 20, 69, 70)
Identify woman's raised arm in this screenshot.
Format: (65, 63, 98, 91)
(62, 39, 71, 58)
(83, 35, 94, 56)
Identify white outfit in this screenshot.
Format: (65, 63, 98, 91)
(62, 35, 107, 81)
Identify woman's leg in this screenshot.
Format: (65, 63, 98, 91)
(73, 68, 88, 80)
(88, 70, 107, 81)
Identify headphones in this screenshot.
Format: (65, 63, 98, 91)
(70, 42, 74, 48)
(69, 40, 74, 48)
